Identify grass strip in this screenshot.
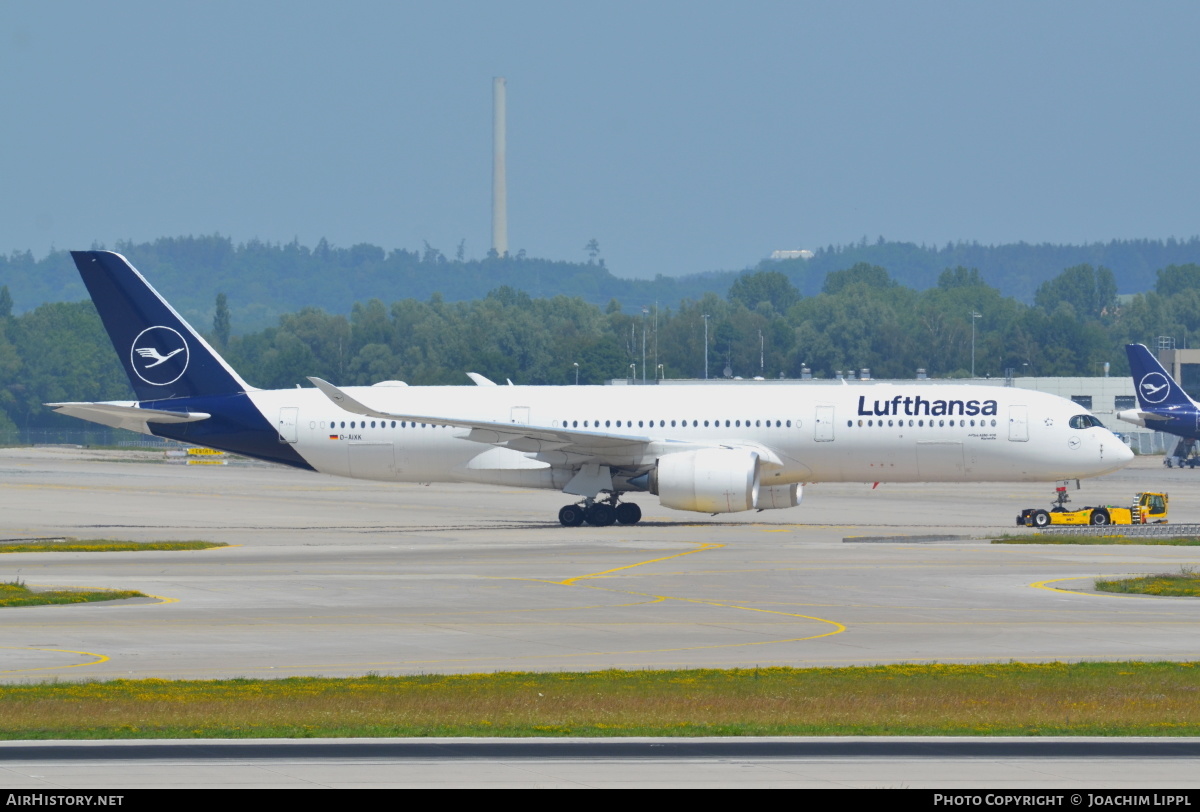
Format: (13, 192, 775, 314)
(1095, 570, 1200, 597)
(992, 535, 1200, 545)
(3, 661, 1199, 739)
(0, 540, 227, 554)
(0, 581, 146, 607)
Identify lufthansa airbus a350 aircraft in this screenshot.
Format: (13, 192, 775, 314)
(51, 251, 1133, 526)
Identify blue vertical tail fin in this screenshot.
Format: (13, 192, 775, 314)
(71, 251, 253, 401)
(1125, 343, 1195, 410)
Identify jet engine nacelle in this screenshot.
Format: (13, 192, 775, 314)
(754, 482, 802, 510)
(648, 448, 761, 513)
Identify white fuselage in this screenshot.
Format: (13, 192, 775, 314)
(247, 381, 1132, 489)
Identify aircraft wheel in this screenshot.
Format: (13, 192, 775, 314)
(615, 502, 642, 525)
(1089, 509, 1110, 526)
(585, 503, 616, 527)
(1032, 510, 1051, 528)
(559, 504, 586, 527)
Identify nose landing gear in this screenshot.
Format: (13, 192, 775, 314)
(558, 496, 642, 527)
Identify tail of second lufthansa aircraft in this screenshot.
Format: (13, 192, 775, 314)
(70, 251, 253, 402)
(1125, 343, 1196, 411)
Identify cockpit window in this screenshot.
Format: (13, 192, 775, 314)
(1069, 414, 1103, 430)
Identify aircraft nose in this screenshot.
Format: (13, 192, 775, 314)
(1107, 435, 1135, 467)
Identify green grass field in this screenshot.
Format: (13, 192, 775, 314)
(2, 662, 1198, 739)
(0, 580, 145, 608)
(0, 540, 227, 554)
(1095, 569, 1200, 597)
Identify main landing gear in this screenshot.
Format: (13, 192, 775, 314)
(558, 497, 642, 527)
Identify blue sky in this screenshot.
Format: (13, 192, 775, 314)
(3, 1, 1198, 278)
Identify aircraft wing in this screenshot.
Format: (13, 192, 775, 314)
(307, 377, 785, 470)
(46, 401, 211, 433)
(308, 377, 648, 454)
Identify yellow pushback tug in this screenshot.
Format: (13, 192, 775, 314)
(1017, 487, 1168, 528)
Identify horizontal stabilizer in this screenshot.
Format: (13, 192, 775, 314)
(1136, 411, 1172, 422)
(46, 402, 210, 433)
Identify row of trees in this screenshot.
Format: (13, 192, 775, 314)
(5, 235, 1200, 335)
(5, 261, 1200, 431)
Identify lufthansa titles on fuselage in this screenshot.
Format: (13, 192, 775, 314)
(857, 394, 999, 418)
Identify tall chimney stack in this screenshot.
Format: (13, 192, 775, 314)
(492, 77, 508, 257)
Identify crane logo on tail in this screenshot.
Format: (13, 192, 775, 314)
(1139, 372, 1171, 404)
(130, 326, 189, 386)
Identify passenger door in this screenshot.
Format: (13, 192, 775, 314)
(814, 405, 835, 442)
(1008, 405, 1028, 442)
(277, 407, 299, 444)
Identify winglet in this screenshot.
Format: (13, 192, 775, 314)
(308, 377, 396, 420)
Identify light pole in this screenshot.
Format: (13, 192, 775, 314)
(657, 363, 664, 380)
(641, 307, 648, 384)
(573, 362, 579, 385)
(630, 363, 636, 383)
(758, 329, 764, 374)
(970, 311, 982, 377)
(702, 314, 710, 380)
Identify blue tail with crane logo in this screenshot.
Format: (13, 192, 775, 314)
(1125, 343, 1196, 411)
(66, 251, 314, 469)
